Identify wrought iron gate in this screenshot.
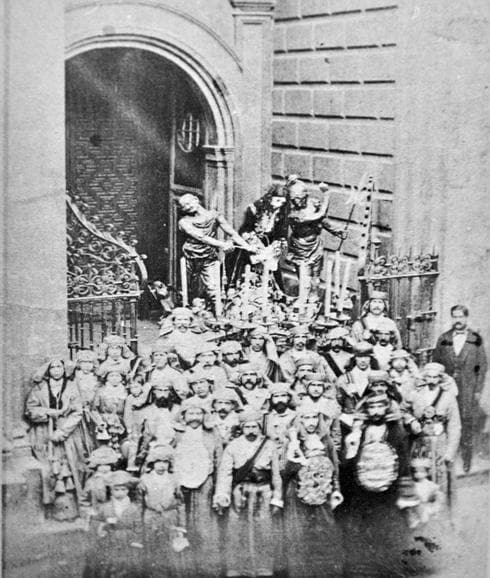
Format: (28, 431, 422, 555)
(358, 244, 439, 364)
(66, 195, 147, 358)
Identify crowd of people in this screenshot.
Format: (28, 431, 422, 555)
(24, 293, 487, 577)
(25, 176, 487, 577)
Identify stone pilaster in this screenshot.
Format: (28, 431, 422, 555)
(231, 0, 276, 215)
(1, 0, 67, 521)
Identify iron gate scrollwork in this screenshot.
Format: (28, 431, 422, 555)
(66, 194, 148, 358)
(358, 244, 439, 364)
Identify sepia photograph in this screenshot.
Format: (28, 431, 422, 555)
(1, 0, 489, 576)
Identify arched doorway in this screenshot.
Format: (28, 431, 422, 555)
(66, 47, 218, 290)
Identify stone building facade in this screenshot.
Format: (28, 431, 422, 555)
(2, 0, 490, 530)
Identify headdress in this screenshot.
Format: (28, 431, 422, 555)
(239, 408, 264, 426)
(107, 470, 137, 487)
(390, 349, 411, 361)
(76, 349, 97, 364)
(249, 325, 269, 339)
(87, 446, 120, 468)
(289, 325, 310, 338)
(327, 327, 350, 341)
(368, 370, 391, 385)
(146, 445, 174, 466)
(368, 289, 389, 301)
(195, 342, 219, 356)
(219, 340, 242, 354)
(422, 362, 445, 376)
(269, 382, 292, 397)
(297, 399, 322, 417)
(352, 342, 374, 357)
(212, 386, 243, 408)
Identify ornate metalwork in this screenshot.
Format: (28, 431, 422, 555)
(361, 253, 438, 280)
(66, 195, 147, 299)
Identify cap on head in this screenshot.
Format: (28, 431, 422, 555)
(249, 325, 269, 339)
(297, 399, 321, 417)
(369, 289, 388, 301)
(103, 335, 126, 347)
(239, 408, 263, 426)
(196, 342, 219, 357)
(422, 362, 445, 376)
(327, 327, 350, 341)
(107, 470, 137, 487)
(353, 342, 374, 357)
(390, 349, 410, 361)
(147, 445, 174, 466)
(368, 370, 391, 385)
(212, 386, 242, 407)
(289, 325, 310, 338)
(220, 340, 242, 354)
(76, 349, 97, 363)
(171, 307, 194, 320)
(304, 372, 328, 387)
(87, 446, 120, 468)
(269, 382, 292, 397)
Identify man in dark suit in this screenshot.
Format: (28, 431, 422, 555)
(432, 305, 487, 472)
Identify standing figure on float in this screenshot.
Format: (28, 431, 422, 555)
(177, 193, 255, 310)
(285, 176, 346, 283)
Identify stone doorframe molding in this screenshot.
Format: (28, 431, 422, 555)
(66, 32, 238, 223)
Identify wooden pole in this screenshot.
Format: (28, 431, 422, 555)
(180, 256, 188, 307)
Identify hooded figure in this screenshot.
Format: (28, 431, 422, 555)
(25, 358, 85, 521)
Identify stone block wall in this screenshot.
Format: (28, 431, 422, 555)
(272, 0, 398, 261)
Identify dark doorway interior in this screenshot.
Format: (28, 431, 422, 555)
(66, 48, 206, 286)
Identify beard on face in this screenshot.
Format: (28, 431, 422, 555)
(272, 401, 288, 414)
(217, 408, 230, 419)
(245, 432, 258, 442)
(155, 396, 170, 408)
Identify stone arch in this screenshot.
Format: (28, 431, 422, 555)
(65, 1, 242, 220)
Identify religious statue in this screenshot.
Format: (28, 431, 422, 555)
(177, 193, 255, 310)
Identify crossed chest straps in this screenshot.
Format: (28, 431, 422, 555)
(419, 389, 448, 435)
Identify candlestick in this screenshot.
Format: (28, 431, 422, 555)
(338, 259, 351, 313)
(214, 262, 222, 318)
(180, 256, 188, 307)
(334, 251, 341, 298)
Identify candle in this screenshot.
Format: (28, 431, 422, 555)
(298, 262, 307, 315)
(338, 259, 351, 313)
(214, 262, 223, 318)
(324, 259, 333, 318)
(262, 264, 269, 320)
(180, 256, 188, 306)
(242, 265, 251, 321)
(334, 251, 341, 298)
